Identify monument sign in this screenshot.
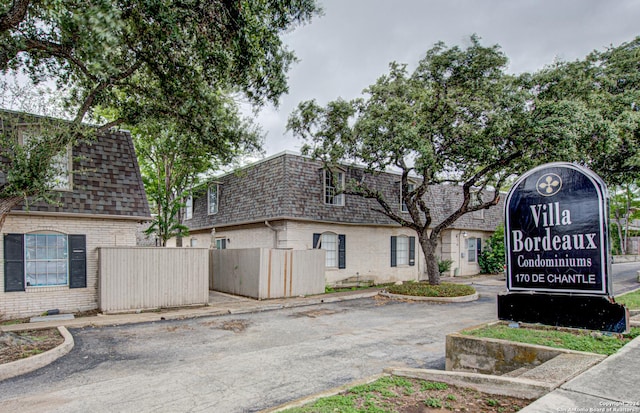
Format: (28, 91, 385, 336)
(498, 162, 629, 333)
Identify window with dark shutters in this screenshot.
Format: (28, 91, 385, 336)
(391, 236, 397, 267)
(391, 235, 415, 267)
(338, 234, 346, 269)
(313, 232, 345, 268)
(4, 234, 25, 292)
(68, 235, 87, 288)
(409, 236, 415, 266)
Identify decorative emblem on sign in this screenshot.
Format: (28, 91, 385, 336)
(536, 173, 562, 196)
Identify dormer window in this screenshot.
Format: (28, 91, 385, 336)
(324, 169, 345, 206)
(185, 195, 193, 220)
(208, 184, 219, 215)
(400, 180, 416, 213)
(19, 127, 72, 191)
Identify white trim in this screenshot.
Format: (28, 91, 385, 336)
(8, 210, 152, 221)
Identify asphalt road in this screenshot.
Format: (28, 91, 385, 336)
(0, 295, 498, 412)
(0, 263, 637, 413)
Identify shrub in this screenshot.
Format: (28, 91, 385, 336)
(437, 258, 454, 276)
(478, 223, 505, 274)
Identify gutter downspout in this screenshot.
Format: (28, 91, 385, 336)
(265, 221, 281, 249)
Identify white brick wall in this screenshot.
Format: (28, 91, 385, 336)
(1, 214, 139, 319)
(182, 219, 490, 286)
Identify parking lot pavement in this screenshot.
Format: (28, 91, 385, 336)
(0, 295, 498, 413)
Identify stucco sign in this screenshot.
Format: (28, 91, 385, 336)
(505, 162, 611, 295)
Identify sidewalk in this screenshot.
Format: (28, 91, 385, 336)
(520, 334, 640, 412)
(0, 289, 382, 333)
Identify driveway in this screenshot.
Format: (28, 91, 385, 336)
(0, 264, 636, 413)
(0, 294, 498, 412)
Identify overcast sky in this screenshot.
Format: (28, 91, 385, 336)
(254, 0, 639, 156)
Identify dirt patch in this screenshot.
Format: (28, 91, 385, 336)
(0, 328, 64, 364)
(291, 309, 343, 318)
(199, 319, 250, 333)
(165, 325, 194, 333)
(288, 376, 532, 412)
(397, 382, 531, 412)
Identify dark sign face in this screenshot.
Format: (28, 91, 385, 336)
(505, 163, 610, 295)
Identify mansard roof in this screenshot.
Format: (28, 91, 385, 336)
(186, 151, 503, 231)
(1, 110, 150, 219)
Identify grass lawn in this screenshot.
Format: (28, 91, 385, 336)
(386, 282, 476, 298)
(463, 324, 640, 356)
(617, 289, 640, 310)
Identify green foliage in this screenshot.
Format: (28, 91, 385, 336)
(478, 223, 506, 274)
(420, 381, 449, 391)
(437, 257, 453, 276)
(131, 113, 261, 245)
(288, 35, 640, 286)
(617, 289, 640, 310)
(0, 117, 91, 228)
(0, 0, 320, 231)
(424, 397, 442, 408)
(486, 398, 500, 407)
(609, 184, 640, 255)
(387, 282, 475, 298)
(464, 324, 640, 356)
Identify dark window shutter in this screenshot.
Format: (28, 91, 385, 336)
(220, 238, 226, 249)
(313, 233, 321, 249)
(69, 235, 87, 289)
(4, 234, 25, 292)
(477, 238, 482, 257)
(409, 236, 416, 266)
(338, 234, 346, 269)
(390, 236, 397, 267)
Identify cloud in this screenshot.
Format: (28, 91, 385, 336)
(252, 0, 640, 155)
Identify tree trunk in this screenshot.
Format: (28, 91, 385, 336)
(0, 196, 24, 234)
(418, 234, 440, 285)
(615, 216, 625, 255)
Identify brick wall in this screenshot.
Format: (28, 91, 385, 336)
(1, 214, 139, 319)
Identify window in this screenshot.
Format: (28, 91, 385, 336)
(324, 170, 345, 206)
(20, 129, 72, 190)
(3, 233, 86, 292)
(208, 184, 219, 215)
(25, 234, 68, 286)
(472, 209, 484, 220)
(313, 232, 346, 268)
(400, 182, 415, 213)
(467, 238, 482, 262)
(470, 191, 484, 220)
(391, 235, 415, 267)
(185, 196, 193, 220)
(215, 238, 226, 249)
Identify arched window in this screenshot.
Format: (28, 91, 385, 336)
(312, 232, 346, 269)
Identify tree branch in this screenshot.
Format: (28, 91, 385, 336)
(0, 0, 30, 32)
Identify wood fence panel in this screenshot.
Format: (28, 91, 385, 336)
(99, 247, 209, 313)
(212, 248, 325, 299)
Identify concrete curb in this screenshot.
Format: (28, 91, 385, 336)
(387, 367, 553, 399)
(380, 291, 479, 303)
(260, 374, 387, 413)
(0, 326, 74, 382)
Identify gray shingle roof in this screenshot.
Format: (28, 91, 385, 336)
(1, 110, 150, 218)
(187, 152, 502, 231)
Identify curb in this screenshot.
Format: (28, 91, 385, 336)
(380, 291, 479, 303)
(260, 374, 387, 412)
(0, 326, 74, 382)
(387, 367, 553, 399)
